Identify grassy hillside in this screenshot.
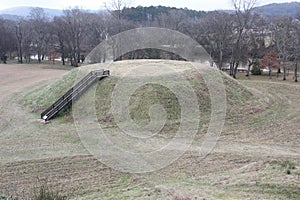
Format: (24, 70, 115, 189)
(24, 60, 260, 135)
(6, 60, 299, 199)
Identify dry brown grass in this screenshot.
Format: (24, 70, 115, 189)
(0, 60, 299, 199)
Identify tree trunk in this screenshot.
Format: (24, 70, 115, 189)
(62, 55, 65, 65)
(59, 39, 65, 65)
(18, 48, 23, 64)
(295, 62, 298, 82)
(16, 26, 23, 64)
(283, 66, 286, 80)
(229, 62, 234, 76)
(246, 59, 253, 77)
(37, 51, 41, 63)
(1, 55, 7, 64)
(233, 62, 239, 79)
(17, 41, 23, 64)
(72, 53, 78, 67)
(246, 64, 251, 77)
(219, 48, 223, 70)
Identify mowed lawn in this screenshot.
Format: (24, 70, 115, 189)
(0, 61, 299, 200)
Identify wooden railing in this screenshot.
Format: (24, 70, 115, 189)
(41, 69, 110, 121)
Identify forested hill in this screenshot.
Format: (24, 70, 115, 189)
(1, 2, 300, 20)
(253, 2, 300, 17)
(0, 6, 205, 21)
(122, 6, 205, 23)
(0, 6, 63, 19)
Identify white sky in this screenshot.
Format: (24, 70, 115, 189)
(0, 0, 299, 11)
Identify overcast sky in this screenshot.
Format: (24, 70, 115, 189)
(0, 0, 299, 11)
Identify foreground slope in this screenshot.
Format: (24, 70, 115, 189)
(0, 60, 299, 199)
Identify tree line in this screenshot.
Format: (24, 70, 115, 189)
(0, 0, 300, 79)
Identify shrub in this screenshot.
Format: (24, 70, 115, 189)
(251, 64, 262, 75)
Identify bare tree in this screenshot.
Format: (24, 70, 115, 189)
(15, 20, 24, 64)
(105, 0, 130, 21)
(85, 12, 112, 62)
(230, 0, 258, 78)
(105, 0, 135, 36)
(15, 19, 32, 64)
(156, 10, 187, 31)
(195, 11, 234, 69)
(271, 16, 294, 80)
(29, 7, 49, 63)
(244, 14, 270, 77)
(63, 8, 89, 67)
(87, 12, 112, 44)
(0, 18, 16, 63)
(291, 15, 300, 82)
(53, 16, 69, 65)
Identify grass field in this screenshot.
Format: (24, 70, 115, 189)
(0, 60, 299, 199)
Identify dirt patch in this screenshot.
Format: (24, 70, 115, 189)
(0, 64, 67, 102)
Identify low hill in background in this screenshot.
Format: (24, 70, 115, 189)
(0, 6, 63, 19)
(1, 2, 300, 20)
(254, 2, 300, 18)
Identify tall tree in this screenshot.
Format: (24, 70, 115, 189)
(245, 14, 270, 77)
(196, 11, 234, 69)
(293, 14, 300, 82)
(29, 7, 49, 63)
(85, 12, 112, 62)
(156, 9, 187, 31)
(15, 19, 32, 64)
(272, 16, 295, 80)
(230, 0, 258, 78)
(105, 0, 132, 34)
(63, 8, 89, 67)
(53, 16, 69, 65)
(0, 18, 16, 63)
(105, 0, 130, 21)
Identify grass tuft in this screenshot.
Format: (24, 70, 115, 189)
(32, 185, 67, 200)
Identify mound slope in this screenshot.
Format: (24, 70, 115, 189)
(25, 60, 260, 136)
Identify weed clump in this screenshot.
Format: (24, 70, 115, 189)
(32, 185, 67, 200)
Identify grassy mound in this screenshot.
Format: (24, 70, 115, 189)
(24, 60, 260, 135)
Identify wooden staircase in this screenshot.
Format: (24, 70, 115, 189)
(41, 69, 110, 121)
